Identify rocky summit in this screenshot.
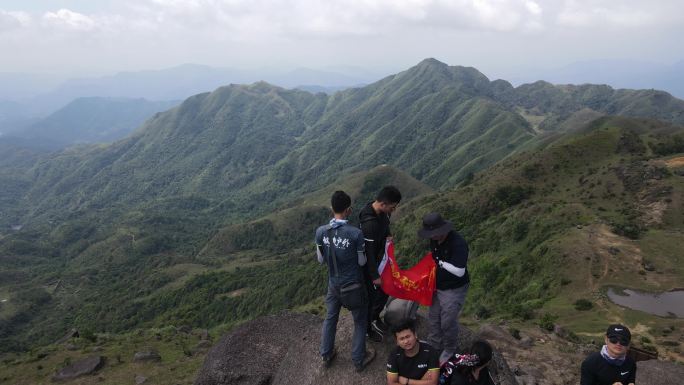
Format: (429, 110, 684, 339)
(194, 311, 517, 385)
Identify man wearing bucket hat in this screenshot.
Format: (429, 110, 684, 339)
(580, 324, 636, 385)
(418, 212, 470, 364)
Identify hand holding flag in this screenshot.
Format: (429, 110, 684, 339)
(378, 240, 436, 306)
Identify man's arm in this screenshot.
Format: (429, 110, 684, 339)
(580, 357, 596, 385)
(386, 372, 403, 385)
(627, 359, 636, 385)
(386, 353, 402, 385)
(356, 229, 367, 266)
(316, 245, 324, 264)
(386, 372, 438, 385)
(314, 229, 324, 264)
(360, 219, 381, 280)
(437, 260, 466, 277)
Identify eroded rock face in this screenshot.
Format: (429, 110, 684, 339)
(52, 355, 104, 381)
(636, 359, 684, 385)
(194, 311, 517, 385)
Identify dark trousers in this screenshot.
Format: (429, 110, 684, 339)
(366, 281, 389, 329)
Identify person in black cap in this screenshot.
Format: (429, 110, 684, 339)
(417, 212, 469, 364)
(580, 324, 636, 385)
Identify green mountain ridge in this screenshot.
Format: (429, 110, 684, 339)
(6, 59, 684, 228)
(1, 59, 683, 362)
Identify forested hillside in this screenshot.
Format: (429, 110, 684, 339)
(1, 59, 683, 363)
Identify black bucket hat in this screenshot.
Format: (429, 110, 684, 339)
(418, 212, 453, 239)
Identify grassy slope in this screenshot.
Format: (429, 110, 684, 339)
(0, 327, 207, 385)
(388, 117, 684, 359)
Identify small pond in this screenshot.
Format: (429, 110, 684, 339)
(607, 288, 684, 318)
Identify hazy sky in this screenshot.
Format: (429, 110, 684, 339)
(1, 0, 683, 78)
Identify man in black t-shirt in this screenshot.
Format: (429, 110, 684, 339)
(386, 320, 439, 385)
(580, 324, 636, 385)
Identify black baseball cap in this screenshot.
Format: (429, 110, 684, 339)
(606, 324, 631, 344)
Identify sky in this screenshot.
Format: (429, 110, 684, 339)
(0, 0, 683, 80)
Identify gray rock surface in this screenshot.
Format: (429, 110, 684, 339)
(52, 355, 104, 381)
(194, 311, 517, 385)
(636, 359, 684, 385)
(133, 350, 161, 363)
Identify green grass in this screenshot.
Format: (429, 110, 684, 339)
(637, 230, 684, 287)
(0, 326, 210, 385)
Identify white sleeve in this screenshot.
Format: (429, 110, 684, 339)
(439, 261, 465, 277)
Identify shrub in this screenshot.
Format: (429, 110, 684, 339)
(80, 329, 97, 343)
(574, 299, 593, 311)
(650, 134, 684, 156)
(611, 222, 642, 239)
(538, 313, 557, 331)
(474, 305, 491, 320)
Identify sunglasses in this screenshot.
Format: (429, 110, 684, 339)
(608, 336, 630, 346)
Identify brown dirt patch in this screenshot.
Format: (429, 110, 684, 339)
(665, 156, 684, 168)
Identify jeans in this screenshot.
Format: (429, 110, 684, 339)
(320, 282, 368, 365)
(427, 284, 469, 362)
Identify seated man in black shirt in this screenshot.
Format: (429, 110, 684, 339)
(580, 324, 636, 385)
(386, 320, 439, 385)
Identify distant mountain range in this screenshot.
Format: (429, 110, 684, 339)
(1, 97, 179, 149)
(506, 59, 684, 99)
(0, 58, 682, 361)
(0, 65, 378, 121)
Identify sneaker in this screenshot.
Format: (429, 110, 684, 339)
(371, 319, 387, 335)
(354, 346, 376, 372)
(367, 328, 383, 343)
(322, 349, 337, 368)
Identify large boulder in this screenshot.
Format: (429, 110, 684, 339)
(52, 355, 104, 381)
(636, 359, 684, 385)
(194, 311, 516, 385)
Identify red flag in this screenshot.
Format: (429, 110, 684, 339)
(379, 240, 436, 306)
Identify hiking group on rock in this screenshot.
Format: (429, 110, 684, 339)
(315, 187, 637, 385)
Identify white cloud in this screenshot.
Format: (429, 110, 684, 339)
(525, 1, 542, 16)
(0, 10, 31, 32)
(556, 0, 672, 28)
(0, 0, 682, 74)
(42, 9, 97, 31)
(130, 0, 548, 39)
